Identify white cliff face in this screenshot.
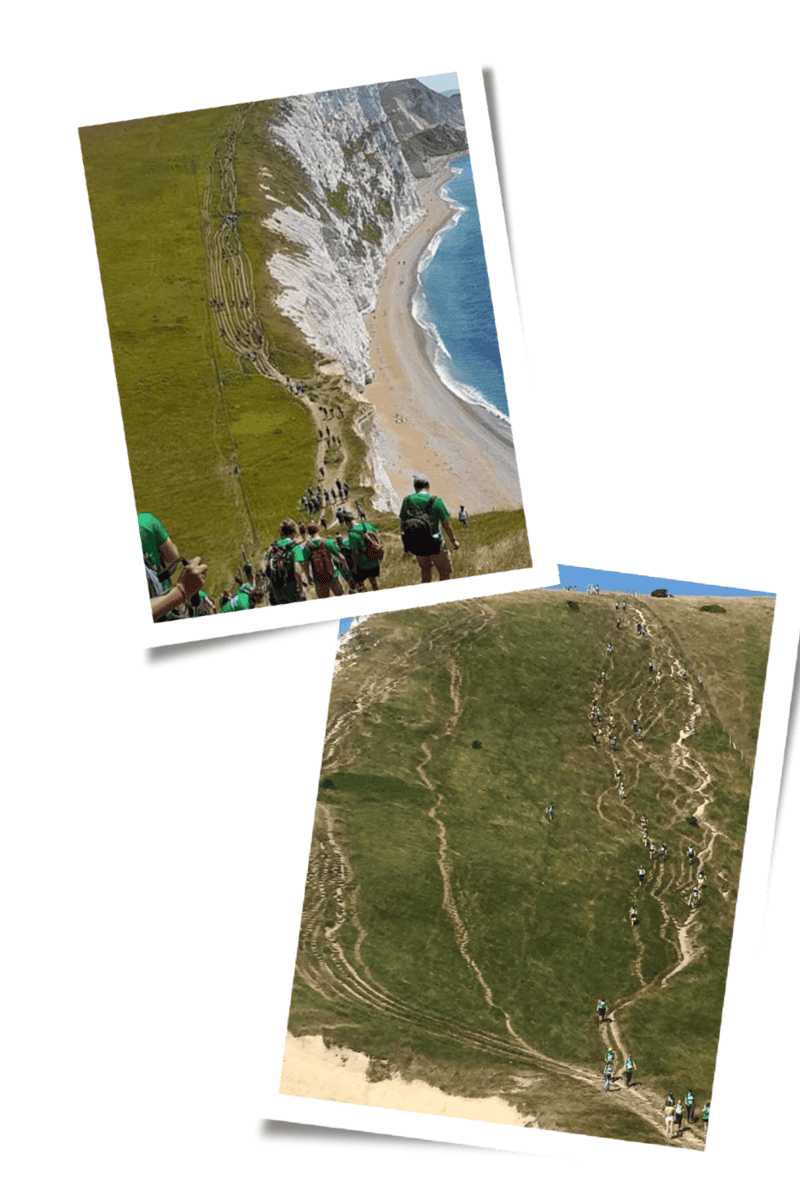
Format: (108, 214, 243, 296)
(263, 87, 424, 387)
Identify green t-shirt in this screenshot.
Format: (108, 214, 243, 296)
(138, 512, 170, 592)
(221, 587, 253, 613)
(399, 492, 450, 545)
(307, 537, 342, 581)
(268, 539, 305, 604)
(345, 522, 378, 572)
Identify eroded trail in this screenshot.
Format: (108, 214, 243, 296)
(296, 603, 688, 1144)
(586, 600, 742, 1147)
(200, 107, 355, 531)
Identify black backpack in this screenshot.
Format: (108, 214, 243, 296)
(265, 541, 296, 591)
(400, 496, 440, 555)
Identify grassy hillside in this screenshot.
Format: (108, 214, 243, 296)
(79, 101, 319, 589)
(285, 590, 773, 1145)
(79, 102, 531, 606)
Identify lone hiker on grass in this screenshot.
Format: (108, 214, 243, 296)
(338, 509, 383, 592)
(399, 474, 459, 582)
(597, 999, 607, 1022)
(624, 1057, 636, 1087)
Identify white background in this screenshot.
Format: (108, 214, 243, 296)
(3, 3, 799, 1196)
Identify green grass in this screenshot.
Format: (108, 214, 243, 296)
(286, 590, 774, 1142)
(79, 102, 320, 590)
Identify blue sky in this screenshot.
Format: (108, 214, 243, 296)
(553, 565, 774, 598)
(417, 73, 459, 94)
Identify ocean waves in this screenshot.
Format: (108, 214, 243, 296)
(412, 155, 511, 429)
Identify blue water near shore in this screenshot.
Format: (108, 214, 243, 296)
(413, 155, 509, 424)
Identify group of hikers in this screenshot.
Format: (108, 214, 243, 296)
(663, 1090, 710, 1137)
(596, 1003, 709, 1134)
(590, 601, 712, 1137)
(142, 473, 466, 620)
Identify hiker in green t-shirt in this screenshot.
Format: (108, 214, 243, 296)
(702, 1101, 709, 1131)
(398, 474, 459, 583)
(138, 511, 208, 621)
(263, 520, 309, 605)
(305, 521, 347, 598)
(220, 583, 263, 613)
(338, 510, 382, 592)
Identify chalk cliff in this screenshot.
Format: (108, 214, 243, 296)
(262, 79, 467, 389)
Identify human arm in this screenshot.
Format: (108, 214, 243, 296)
(158, 536, 181, 569)
(294, 560, 307, 598)
(150, 556, 207, 620)
(441, 518, 459, 550)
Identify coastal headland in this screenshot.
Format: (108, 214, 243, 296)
(362, 162, 523, 516)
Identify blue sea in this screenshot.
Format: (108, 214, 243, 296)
(412, 155, 509, 424)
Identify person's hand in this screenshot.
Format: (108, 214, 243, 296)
(177, 556, 208, 599)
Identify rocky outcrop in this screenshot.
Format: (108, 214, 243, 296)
(261, 80, 468, 389)
(378, 79, 467, 178)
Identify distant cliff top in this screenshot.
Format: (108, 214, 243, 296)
(379, 78, 468, 178)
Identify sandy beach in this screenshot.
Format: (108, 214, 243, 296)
(280, 1033, 530, 1126)
(362, 164, 524, 515)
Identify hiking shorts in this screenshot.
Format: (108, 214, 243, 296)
(352, 563, 381, 583)
(415, 543, 450, 572)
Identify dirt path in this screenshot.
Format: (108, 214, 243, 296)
(298, 603, 694, 1145)
(200, 107, 357, 536)
(582, 599, 733, 1147)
